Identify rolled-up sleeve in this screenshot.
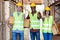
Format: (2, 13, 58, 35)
(10, 13, 13, 17)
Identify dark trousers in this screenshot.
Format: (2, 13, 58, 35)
(30, 30, 40, 40)
(43, 33, 53, 40)
(12, 31, 24, 40)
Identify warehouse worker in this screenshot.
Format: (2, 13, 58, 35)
(43, 6, 57, 40)
(8, 2, 24, 40)
(26, 3, 41, 40)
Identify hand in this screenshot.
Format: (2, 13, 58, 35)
(8, 25, 12, 29)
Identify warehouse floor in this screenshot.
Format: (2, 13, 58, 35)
(53, 35, 60, 40)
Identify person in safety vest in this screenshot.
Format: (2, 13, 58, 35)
(26, 3, 42, 40)
(42, 6, 57, 40)
(8, 2, 24, 40)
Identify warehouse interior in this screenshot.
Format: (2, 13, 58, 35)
(0, 0, 60, 40)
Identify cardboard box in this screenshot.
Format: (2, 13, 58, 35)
(24, 19, 30, 28)
(52, 24, 60, 35)
(23, 0, 29, 4)
(30, 0, 42, 4)
(23, 0, 42, 4)
(9, 17, 14, 25)
(52, 25, 58, 35)
(57, 24, 60, 34)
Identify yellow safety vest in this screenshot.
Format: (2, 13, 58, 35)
(43, 16, 53, 33)
(12, 12, 24, 30)
(29, 12, 40, 29)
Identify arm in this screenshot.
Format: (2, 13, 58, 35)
(26, 14, 30, 19)
(37, 12, 42, 20)
(24, 13, 30, 28)
(8, 13, 14, 28)
(8, 16, 14, 28)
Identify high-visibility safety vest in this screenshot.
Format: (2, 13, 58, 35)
(43, 16, 53, 33)
(12, 12, 24, 30)
(29, 12, 40, 29)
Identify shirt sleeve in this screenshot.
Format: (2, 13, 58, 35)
(23, 14, 25, 19)
(10, 13, 13, 17)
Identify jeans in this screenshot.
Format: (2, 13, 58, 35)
(30, 30, 40, 40)
(43, 33, 53, 40)
(12, 30, 24, 40)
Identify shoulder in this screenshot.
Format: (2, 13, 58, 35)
(10, 13, 13, 16)
(10, 12, 17, 16)
(49, 15, 53, 18)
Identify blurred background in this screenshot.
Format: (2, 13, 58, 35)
(0, 0, 60, 40)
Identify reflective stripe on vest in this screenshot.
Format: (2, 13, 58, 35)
(43, 16, 53, 33)
(43, 24, 52, 27)
(12, 12, 24, 30)
(29, 12, 40, 29)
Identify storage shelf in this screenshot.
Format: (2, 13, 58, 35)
(49, 1, 60, 7)
(11, 0, 16, 5)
